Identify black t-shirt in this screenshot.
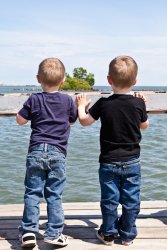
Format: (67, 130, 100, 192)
(89, 94, 148, 163)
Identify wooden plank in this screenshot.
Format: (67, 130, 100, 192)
(0, 209, 167, 220)
(0, 200, 166, 211)
(139, 200, 167, 209)
(0, 239, 167, 250)
(0, 201, 166, 211)
(0, 227, 167, 240)
(63, 200, 167, 209)
(147, 110, 167, 114)
(1, 218, 167, 229)
(0, 201, 167, 250)
(1, 110, 167, 115)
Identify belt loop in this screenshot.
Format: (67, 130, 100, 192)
(44, 143, 48, 152)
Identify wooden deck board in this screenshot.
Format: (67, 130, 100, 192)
(0, 200, 166, 211)
(1, 218, 167, 229)
(0, 201, 166, 249)
(0, 227, 167, 240)
(0, 209, 167, 220)
(0, 239, 167, 250)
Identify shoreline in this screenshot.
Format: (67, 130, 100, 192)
(0, 90, 167, 97)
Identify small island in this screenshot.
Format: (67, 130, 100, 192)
(61, 67, 95, 91)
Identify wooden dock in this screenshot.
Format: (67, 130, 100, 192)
(0, 201, 167, 249)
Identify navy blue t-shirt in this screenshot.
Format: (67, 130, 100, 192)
(18, 92, 78, 155)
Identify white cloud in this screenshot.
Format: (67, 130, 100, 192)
(0, 30, 167, 85)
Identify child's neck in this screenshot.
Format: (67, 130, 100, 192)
(112, 86, 132, 95)
(42, 85, 60, 93)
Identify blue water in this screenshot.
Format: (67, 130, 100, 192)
(0, 85, 42, 94)
(0, 115, 167, 204)
(94, 85, 167, 92)
(1, 85, 167, 94)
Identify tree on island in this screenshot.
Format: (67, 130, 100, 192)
(73, 67, 95, 87)
(61, 67, 95, 91)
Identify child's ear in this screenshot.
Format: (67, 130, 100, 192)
(36, 75, 41, 83)
(60, 82, 64, 88)
(107, 75, 113, 86)
(60, 80, 65, 87)
(132, 79, 137, 86)
(60, 77, 66, 87)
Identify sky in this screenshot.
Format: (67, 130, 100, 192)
(0, 0, 167, 86)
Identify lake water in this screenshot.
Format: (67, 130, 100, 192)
(1, 85, 167, 94)
(0, 114, 167, 204)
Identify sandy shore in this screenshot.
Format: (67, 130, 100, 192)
(0, 91, 167, 115)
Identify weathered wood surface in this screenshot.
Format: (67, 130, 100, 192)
(0, 92, 167, 115)
(0, 201, 167, 249)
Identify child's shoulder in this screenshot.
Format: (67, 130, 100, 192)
(57, 92, 74, 103)
(93, 96, 112, 108)
(104, 94, 145, 106)
(30, 92, 42, 97)
(28, 92, 42, 100)
(98, 96, 111, 101)
(132, 95, 146, 105)
(98, 95, 118, 103)
(58, 91, 72, 98)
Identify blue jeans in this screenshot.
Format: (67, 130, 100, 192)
(19, 143, 66, 240)
(99, 158, 141, 241)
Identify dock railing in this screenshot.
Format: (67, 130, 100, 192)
(0, 92, 167, 115)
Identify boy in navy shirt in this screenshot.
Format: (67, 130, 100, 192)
(77, 56, 148, 246)
(16, 58, 77, 247)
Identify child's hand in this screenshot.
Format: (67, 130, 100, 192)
(134, 92, 147, 102)
(76, 93, 91, 109)
(76, 93, 95, 126)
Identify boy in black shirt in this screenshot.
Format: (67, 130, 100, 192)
(77, 56, 148, 246)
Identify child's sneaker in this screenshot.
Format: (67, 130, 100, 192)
(96, 229, 114, 246)
(44, 234, 69, 246)
(122, 240, 133, 246)
(20, 232, 36, 248)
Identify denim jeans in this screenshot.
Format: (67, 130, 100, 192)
(19, 143, 66, 240)
(99, 157, 141, 241)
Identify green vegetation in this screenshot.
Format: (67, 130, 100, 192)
(61, 67, 95, 91)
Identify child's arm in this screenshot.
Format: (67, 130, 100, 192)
(69, 97, 78, 125)
(140, 119, 149, 129)
(76, 93, 95, 126)
(16, 113, 28, 126)
(135, 92, 149, 129)
(70, 122, 75, 125)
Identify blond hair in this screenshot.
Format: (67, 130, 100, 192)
(108, 56, 138, 88)
(38, 58, 65, 86)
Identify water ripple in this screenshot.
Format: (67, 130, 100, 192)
(0, 114, 167, 204)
